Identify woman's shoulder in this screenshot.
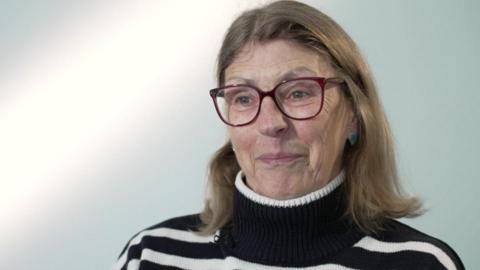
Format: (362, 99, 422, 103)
(357, 218, 465, 270)
(376, 219, 461, 254)
(143, 213, 205, 231)
(114, 213, 218, 270)
(121, 213, 209, 248)
(119, 213, 214, 249)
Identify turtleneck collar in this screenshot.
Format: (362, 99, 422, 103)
(218, 171, 364, 267)
(234, 171, 345, 207)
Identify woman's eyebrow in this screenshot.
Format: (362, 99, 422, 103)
(224, 67, 317, 86)
(279, 67, 317, 81)
(224, 76, 255, 85)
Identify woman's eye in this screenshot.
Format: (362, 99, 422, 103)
(234, 95, 252, 105)
(289, 90, 310, 99)
(223, 87, 256, 106)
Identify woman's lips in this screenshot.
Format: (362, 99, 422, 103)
(256, 153, 304, 166)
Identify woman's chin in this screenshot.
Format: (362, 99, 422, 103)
(255, 177, 307, 200)
(246, 168, 318, 199)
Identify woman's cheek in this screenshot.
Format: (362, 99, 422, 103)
(308, 140, 325, 171)
(232, 131, 256, 170)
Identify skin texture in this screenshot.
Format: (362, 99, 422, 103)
(226, 40, 357, 200)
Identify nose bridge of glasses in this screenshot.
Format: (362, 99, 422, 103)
(257, 87, 285, 120)
(258, 86, 277, 101)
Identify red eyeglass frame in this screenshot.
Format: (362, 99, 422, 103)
(209, 77, 344, 127)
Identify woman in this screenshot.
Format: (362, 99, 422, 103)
(115, 1, 464, 269)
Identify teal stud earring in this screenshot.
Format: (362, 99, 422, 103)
(348, 133, 358, 146)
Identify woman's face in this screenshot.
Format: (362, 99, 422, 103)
(225, 40, 356, 200)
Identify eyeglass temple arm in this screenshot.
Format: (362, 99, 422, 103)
(325, 77, 345, 84)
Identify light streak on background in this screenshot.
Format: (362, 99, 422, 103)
(0, 1, 264, 268)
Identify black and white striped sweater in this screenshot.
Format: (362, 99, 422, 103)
(115, 173, 464, 269)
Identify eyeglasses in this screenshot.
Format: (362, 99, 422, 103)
(209, 77, 344, 127)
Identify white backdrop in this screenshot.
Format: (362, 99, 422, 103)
(0, 1, 478, 269)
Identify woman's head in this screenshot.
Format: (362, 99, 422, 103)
(201, 0, 421, 234)
(222, 40, 356, 200)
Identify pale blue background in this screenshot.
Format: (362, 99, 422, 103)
(0, 0, 478, 269)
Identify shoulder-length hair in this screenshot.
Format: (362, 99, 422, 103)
(200, 0, 421, 235)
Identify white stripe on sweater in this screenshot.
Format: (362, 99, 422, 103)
(115, 228, 215, 270)
(120, 248, 357, 270)
(354, 236, 456, 270)
(223, 256, 356, 270)
(126, 260, 139, 270)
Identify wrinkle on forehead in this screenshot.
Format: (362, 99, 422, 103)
(224, 40, 334, 88)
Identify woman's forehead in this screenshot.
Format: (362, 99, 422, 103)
(225, 40, 334, 83)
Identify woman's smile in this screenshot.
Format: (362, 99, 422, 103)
(256, 152, 305, 167)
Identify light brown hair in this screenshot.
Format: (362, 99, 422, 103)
(200, 0, 421, 234)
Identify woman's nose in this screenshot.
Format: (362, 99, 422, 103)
(256, 97, 289, 137)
